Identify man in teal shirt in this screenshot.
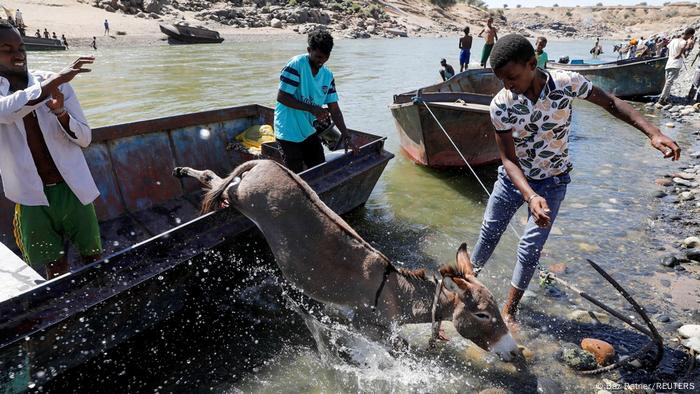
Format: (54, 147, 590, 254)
(274, 30, 355, 173)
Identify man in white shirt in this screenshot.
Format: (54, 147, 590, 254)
(0, 22, 101, 278)
(659, 28, 695, 105)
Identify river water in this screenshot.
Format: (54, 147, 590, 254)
(30, 37, 699, 392)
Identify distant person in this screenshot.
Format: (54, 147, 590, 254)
(43, 28, 49, 39)
(658, 38, 669, 57)
(104, 19, 110, 36)
(478, 17, 498, 68)
(7, 15, 14, 27)
(34, 29, 40, 38)
(658, 28, 695, 105)
(439, 58, 455, 81)
(52, 32, 57, 40)
(91, 36, 97, 50)
(627, 38, 638, 59)
(0, 22, 102, 278)
(590, 37, 603, 58)
(642, 37, 657, 58)
(473, 34, 680, 328)
(15, 9, 24, 28)
(459, 26, 472, 72)
(274, 30, 357, 173)
(61, 34, 69, 49)
(535, 36, 548, 68)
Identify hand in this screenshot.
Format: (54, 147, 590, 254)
(311, 106, 330, 122)
(342, 133, 359, 155)
(529, 196, 551, 228)
(651, 134, 681, 161)
(51, 56, 94, 86)
(45, 88, 63, 112)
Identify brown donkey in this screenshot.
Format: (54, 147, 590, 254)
(174, 160, 521, 361)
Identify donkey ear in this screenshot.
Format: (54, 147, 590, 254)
(456, 243, 475, 276)
(443, 275, 466, 296)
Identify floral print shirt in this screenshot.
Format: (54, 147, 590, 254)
(489, 69, 592, 180)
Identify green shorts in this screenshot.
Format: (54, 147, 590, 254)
(481, 43, 494, 66)
(13, 182, 102, 266)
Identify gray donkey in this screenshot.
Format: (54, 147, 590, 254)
(174, 160, 521, 361)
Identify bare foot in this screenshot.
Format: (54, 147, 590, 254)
(437, 328, 450, 341)
(503, 313, 520, 333)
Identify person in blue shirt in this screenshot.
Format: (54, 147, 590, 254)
(274, 30, 356, 173)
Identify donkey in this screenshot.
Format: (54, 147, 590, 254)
(174, 160, 521, 361)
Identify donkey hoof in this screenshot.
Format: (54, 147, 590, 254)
(172, 167, 186, 178)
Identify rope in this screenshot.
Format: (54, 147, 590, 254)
(418, 99, 549, 276)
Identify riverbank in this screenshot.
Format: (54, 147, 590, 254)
(11, 0, 700, 50)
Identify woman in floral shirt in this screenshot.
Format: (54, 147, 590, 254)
(471, 34, 681, 328)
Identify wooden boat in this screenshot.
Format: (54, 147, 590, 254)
(22, 36, 66, 51)
(547, 56, 667, 98)
(389, 68, 503, 167)
(159, 23, 224, 44)
(0, 104, 393, 389)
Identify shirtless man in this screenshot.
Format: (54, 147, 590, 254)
(459, 26, 472, 72)
(478, 17, 498, 68)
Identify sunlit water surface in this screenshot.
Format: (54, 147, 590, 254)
(30, 37, 699, 392)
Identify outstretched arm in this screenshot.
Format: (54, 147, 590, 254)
(586, 86, 680, 160)
(477, 29, 484, 37)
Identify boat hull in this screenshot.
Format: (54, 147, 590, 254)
(159, 24, 224, 44)
(390, 69, 503, 168)
(22, 36, 66, 51)
(547, 57, 667, 98)
(0, 104, 392, 389)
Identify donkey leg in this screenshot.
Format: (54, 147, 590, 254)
(173, 167, 223, 189)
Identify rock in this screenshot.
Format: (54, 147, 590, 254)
(686, 249, 700, 262)
(682, 336, 700, 353)
(690, 151, 700, 159)
(270, 18, 282, 28)
(680, 191, 696, 201)
(366, 25, 376, 34)
(104, 5, 116, 12)
(653, 190, 667, 198)
(560, 342, 598, 370)
(681, 108, 695, 116)
(682, 236, 700, 248)
(657, 314, 671, 323)
(674, 264, 686, 271)
(655, 178, 673, 187)
(581, 338, 615, 366)
(665, 122, 675, 128)
(548, 262, 567, 274)
(673, 178, 698, 187)
(668, 106, 680, 113)
(519, 345, 534, 361)
(143, 0, 163, 13)
(654, 102, 664, 109)
(663, 104, 673, 110)
(568, 310, 610, 324)
(673, 172, 696, 180)
(661, 256, 679, 267)
(678, 324, 700, 338)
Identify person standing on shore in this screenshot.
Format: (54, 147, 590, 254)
(478, 17, 498, 68)
(459, 27, 472, 72)
(0, 22, 103, 279)
(439, 58, 455, 81)
(470, 34, 680, 327)
(535, 37, 548, 69)
(14, 9, 24, 29)
(658, 28, 695, 106)
(61, 34, 69, 49)
(104, 19, 110, 36)
(274, 30, 356, 173)
(91, 36, 97, 50)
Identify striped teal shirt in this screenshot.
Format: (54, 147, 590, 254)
(274, 54, 338, 142)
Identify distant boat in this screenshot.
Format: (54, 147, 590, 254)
(389, 68, 503, 168)
(22, 36, 66, 51)
(547, 56, 667, 99)
(159, 23, 224, 44)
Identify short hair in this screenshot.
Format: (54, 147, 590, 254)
(464, 26, 470, 33)
(440, 58, 446, 63)
(684, 27, 695, 36)
(0, 21, 16, 30)
(490, 34, 535, 70)
(308, 29, 333, 55)
(536, 36, 547, 44)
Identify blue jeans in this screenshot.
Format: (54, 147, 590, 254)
(471, 166, 570, 290)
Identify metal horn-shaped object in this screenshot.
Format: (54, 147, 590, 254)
(542, 259, 664, 374)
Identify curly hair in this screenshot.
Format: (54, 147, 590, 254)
(489, 34, 535, 70)
(308, 29, 334, 55)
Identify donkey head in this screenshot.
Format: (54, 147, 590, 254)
(439, 243, 520, 361)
